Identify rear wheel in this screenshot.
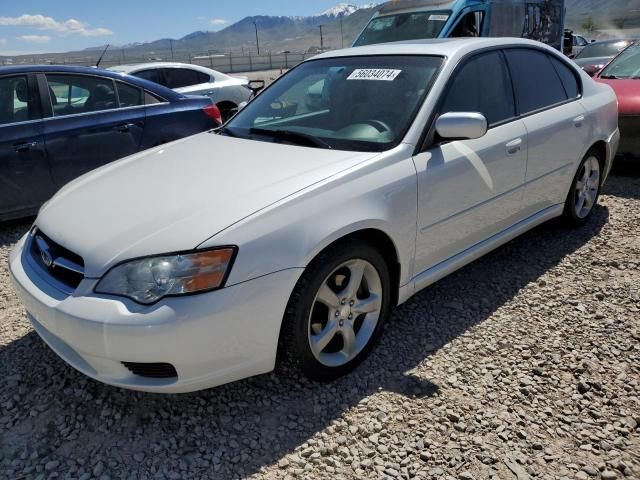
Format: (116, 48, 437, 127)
(563, 149, 602, 225)
(279, 241, 392, 381)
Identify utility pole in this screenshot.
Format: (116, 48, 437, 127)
(319, 25, 324, 51)
(169, 39, 174, 60)
(253, 21, 260, 55)
(340, 16, 344, 48)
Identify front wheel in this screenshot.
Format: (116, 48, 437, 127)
(279, 241, 393, 381)
(563, 150, 602, 225)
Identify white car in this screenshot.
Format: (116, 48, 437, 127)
(10, 38, 619, 393)
(110, 62, 255, 121)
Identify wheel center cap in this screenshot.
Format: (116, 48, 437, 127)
(339, 305, 350, 318)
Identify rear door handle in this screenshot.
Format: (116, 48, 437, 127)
(506, 138, 523, 155)
(114, 123, 136, 133)
(14, 141, 39, 153)
(573, 115, 585, 127)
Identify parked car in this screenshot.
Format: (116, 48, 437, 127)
(0, 65, 221, 221)
(354, 0, 566, 51)
(110, 63, 258, 121)
(573, 39, 634, 76)
(10, 38, 619, 393)
(563, 29, 590, 58)
(594, 41, 640, 159)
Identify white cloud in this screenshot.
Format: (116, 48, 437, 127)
(18, 34, 50, 43)
(0, 14, 113, 37)
(209, 18, 228, 26)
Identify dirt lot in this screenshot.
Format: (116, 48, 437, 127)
(0, 165, 638, 480)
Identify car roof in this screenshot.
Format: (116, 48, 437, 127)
(0, 64, 183, 100)
(110, 62, 221, 76)
(309, 37, 560, 61)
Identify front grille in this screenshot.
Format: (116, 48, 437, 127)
(122, 362, 178, 379)
(618, 115, 640, 157)
(28, 228, 85, 292)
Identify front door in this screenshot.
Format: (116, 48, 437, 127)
(0, 74, 52, 219)
(413, 50, 528, 274)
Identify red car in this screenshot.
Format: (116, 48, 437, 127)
(594, 41, 640, 159)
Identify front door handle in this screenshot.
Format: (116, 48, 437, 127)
(14, 141, 39, 153)
(573, 115, 585, 127)
(506, 138, 523, 155)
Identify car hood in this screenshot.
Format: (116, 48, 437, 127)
(36, 133, 377, 277)
(594, 77, 640, 115)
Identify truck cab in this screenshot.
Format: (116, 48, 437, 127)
(353, 0, 565, 51)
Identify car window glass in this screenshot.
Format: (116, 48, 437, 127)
(504, 49, 567, 114)
(197, 71, 211, 83)
(600, 43, 640, 79)
(440, 51, 515, 125)
(163, 68, 203, 88)
(0, 75, 36, 125)
(549, 56, 579, 98)
(450, 10, 484, 37)
(575, 40, 630, 59)
(353, 11, 451, 46)
(116, 82, 143, 107)
(134, 69, 163, 85)
(144, 91, 163, 104)
(46, 74, 117, 116)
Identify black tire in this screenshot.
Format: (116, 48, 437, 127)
(563, 148, 603, 226)
(279, 240, 393, 381)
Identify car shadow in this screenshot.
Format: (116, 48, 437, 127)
(0, 217, 33, 248)
(0, 204, 610, 479)
(604, 159, 640, 200)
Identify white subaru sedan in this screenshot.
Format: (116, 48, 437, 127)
(10, 39, 619, 393)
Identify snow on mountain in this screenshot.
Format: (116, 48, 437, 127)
(319, 3, 378, 18)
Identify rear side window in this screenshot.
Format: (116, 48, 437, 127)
(504, 49, 568, 114)
(116, 82, 143, 107)
(0, 75, 37, 125)
(440, 51, 515, 126)
(162, 68, 209, 89)
(46, 74, 117, 116)
(549, 56, 580, 99)
(134, 69, 163, 85)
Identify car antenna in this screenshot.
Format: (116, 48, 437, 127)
(95, 44, 110, 68)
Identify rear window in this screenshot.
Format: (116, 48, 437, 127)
(162, 68, 209, 89)
(504, 49, 568, 115)
(575, 40, 631, 59)
(134, 69, 163, 85)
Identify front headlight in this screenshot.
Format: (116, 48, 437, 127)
(95, 247, 237, 305)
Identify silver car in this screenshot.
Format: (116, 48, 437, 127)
(10, 38, 619, 393)
(110, 62, 254, 121)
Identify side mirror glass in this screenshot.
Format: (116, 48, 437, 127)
(435, 112, 488, 140)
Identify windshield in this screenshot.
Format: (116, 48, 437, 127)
(224, 55, 443, 152)
(353, 11, 451, 47)
(575, 40, 631, 59)
(600, 42, 640, 79)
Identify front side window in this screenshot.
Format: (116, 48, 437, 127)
(163, 68, 206, 89)
(354, 12, 451, 46)
(440, 51, 514, 126)
(504, 49, 568, 114)
(0, 75, 37, 125)
(450, 11, 484, 37)
(46, 74, 117, 116)
(226, 55, 443, 152)
(600, 42, 640, 79)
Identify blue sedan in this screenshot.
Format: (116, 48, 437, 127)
(0, 65, 222, 221)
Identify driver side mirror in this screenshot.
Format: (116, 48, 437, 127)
(436, 112, 488, 140)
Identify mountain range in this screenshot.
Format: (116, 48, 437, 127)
(2, 1, 637, 65)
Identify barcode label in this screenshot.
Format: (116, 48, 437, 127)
(347, 69, 402, 81)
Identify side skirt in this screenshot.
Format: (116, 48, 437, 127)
(397, 203, 564, 305)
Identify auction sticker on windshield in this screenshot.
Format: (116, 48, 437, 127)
(347, 69, 402, 81)
(428, 14, 449, 21)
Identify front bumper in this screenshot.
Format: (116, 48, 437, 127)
(9, 234, 302, 393)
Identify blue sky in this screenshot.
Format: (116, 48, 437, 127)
(0, 1, 364, 55)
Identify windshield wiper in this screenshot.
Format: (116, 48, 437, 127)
(249, 127, 332, 149)
(599, 74, 621, 79)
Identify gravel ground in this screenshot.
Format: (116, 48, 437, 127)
(1, 166, 639, 480)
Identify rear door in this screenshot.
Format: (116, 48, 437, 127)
(41, 73, 146, 189)
(413, 50, 528, 273)
(0, 74, 52, 219)
(504, 48, 588, 216)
